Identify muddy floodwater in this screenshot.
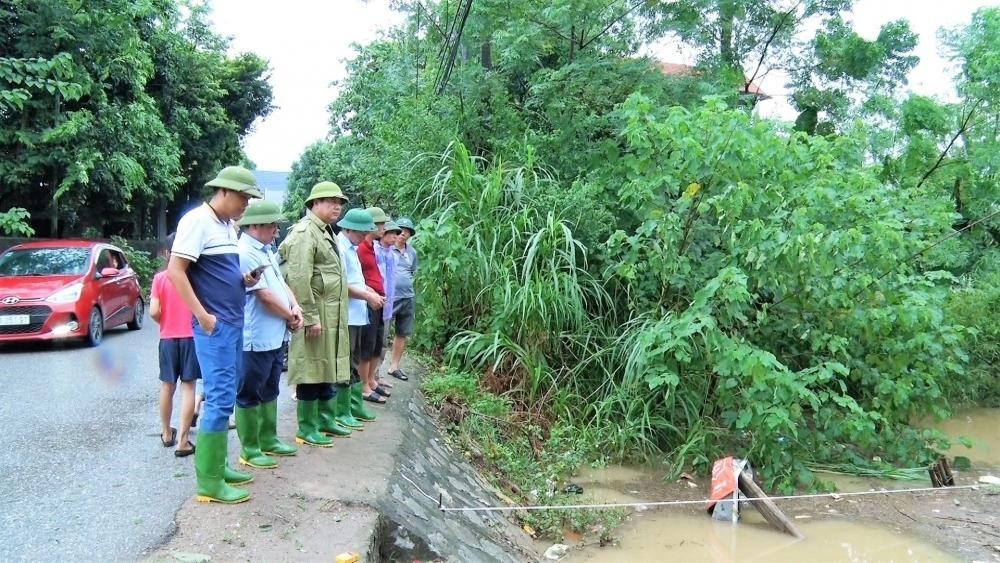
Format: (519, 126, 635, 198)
(558, 466, 955, 562)
(929, 407, 1000, 469)
(562, 512, 954, 562)
(552, 408, 1000, 562)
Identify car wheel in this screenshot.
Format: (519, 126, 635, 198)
(86, 307, 104, 347)
(127, 298, 144, 331)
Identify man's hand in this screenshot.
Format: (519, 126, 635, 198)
(366, 291, 386, 310)
(197, 312, 218, 335)
(243, 268, 263, 287)
(306, 323, 322, 338)
(287, 307, 303, 332)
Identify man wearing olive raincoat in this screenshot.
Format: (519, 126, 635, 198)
(278, 181, 362, 446)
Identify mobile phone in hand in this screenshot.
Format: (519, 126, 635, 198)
(251, 264, 270, 276)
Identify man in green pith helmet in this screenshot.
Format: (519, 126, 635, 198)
(278, 182, 355, 447)
(235, 199, 303, 469)
(168, 165, 263, 504)
(336, 207, 385, 423)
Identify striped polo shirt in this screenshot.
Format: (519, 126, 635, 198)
(171, 203, 244, 328)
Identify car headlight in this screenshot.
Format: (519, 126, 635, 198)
(46, 282, 83, 303)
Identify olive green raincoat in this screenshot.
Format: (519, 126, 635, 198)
(279, 209, 350, 385)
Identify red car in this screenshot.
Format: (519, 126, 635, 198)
(0, 240, 144, 346)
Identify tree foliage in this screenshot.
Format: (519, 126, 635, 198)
(299, 1, 997, 492)
(0, 0, 273, 238)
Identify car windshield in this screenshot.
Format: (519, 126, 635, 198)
(0, 248, 91, 276)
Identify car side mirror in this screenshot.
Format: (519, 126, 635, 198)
(98, 267, 120, 278)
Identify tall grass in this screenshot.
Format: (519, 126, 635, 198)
(413, 143, 725, 472)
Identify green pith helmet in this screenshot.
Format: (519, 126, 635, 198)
(238, 200, 284, 226)
(396, 217, 416, 233)
(205, 166, 263, 199)
(365, 206, 388, 223)
(305, 181, 348, 204)
(337, 208, 375, 232)
(384, 220, 401, 233)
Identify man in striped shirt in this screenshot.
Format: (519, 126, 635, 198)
(168, 166, 263, 505)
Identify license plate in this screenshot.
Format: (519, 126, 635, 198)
(0, 314, 30, 326)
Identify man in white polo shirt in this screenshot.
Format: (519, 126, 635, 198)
(168, 165, 263, 505)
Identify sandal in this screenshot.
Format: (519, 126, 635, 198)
(161, 427, 177, 448)
(175, 441, 196, 457)
(389, 369, 409, 381)
(374, 385, 392, 398)
(363, 392, 387, 404)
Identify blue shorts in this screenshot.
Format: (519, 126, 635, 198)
(158, 337, 201, 383)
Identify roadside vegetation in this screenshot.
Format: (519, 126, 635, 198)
(290, 1, 1000, 526)
(1, 1, 274, 239)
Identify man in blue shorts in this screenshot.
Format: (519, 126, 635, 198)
(168, 165, 263, 504)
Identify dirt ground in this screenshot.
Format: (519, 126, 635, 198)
(806, 472, 1000, 562)
(144, 380, 407, 563)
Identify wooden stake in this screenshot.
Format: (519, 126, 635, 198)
(737, 470, 805, 539)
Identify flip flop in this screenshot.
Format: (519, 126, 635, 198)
(378, 379, 394, 389)
(374, 385, 392, 398)
(161, 427, 177, 448)
(175, 441, 196, 457)
(363, 392, 387, 404)
(389, 369, 409, 381)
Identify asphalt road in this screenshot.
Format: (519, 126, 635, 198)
(0, 319, 192, 562)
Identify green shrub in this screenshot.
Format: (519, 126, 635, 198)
(945, 269, 1000, 406)
(0, 208, 34, 236)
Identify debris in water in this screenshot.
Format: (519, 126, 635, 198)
(562, 528, 582, 544)
(952, 456, 972, 471)
(978, 475, 1000, 486)
(543, 544, 569, 560)
(929, 456, 955, 487)
(563, 483, 584, 494)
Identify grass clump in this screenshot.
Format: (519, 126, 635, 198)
(422, 368, 624, 540)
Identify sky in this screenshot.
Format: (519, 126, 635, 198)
(208, 0, 993, 172)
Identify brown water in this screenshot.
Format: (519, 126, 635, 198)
(562, 512, 954, 562)
(554, 465, 958, 562)
(928, 407, 1000, 469)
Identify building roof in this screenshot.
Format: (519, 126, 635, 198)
(654, 61, 770, 99)
(252, 170, 290, 191)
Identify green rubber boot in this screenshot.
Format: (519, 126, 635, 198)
(350, 382, 376, 422)
(236, 406, 278, 469)
(318, 398, 352, 437)
(259, 400, 298, 456)
(295, 400, 333, 447)
(223, 464, 254, 484)
(195, 431, 251, 504)
(335, 384, 365, 430)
